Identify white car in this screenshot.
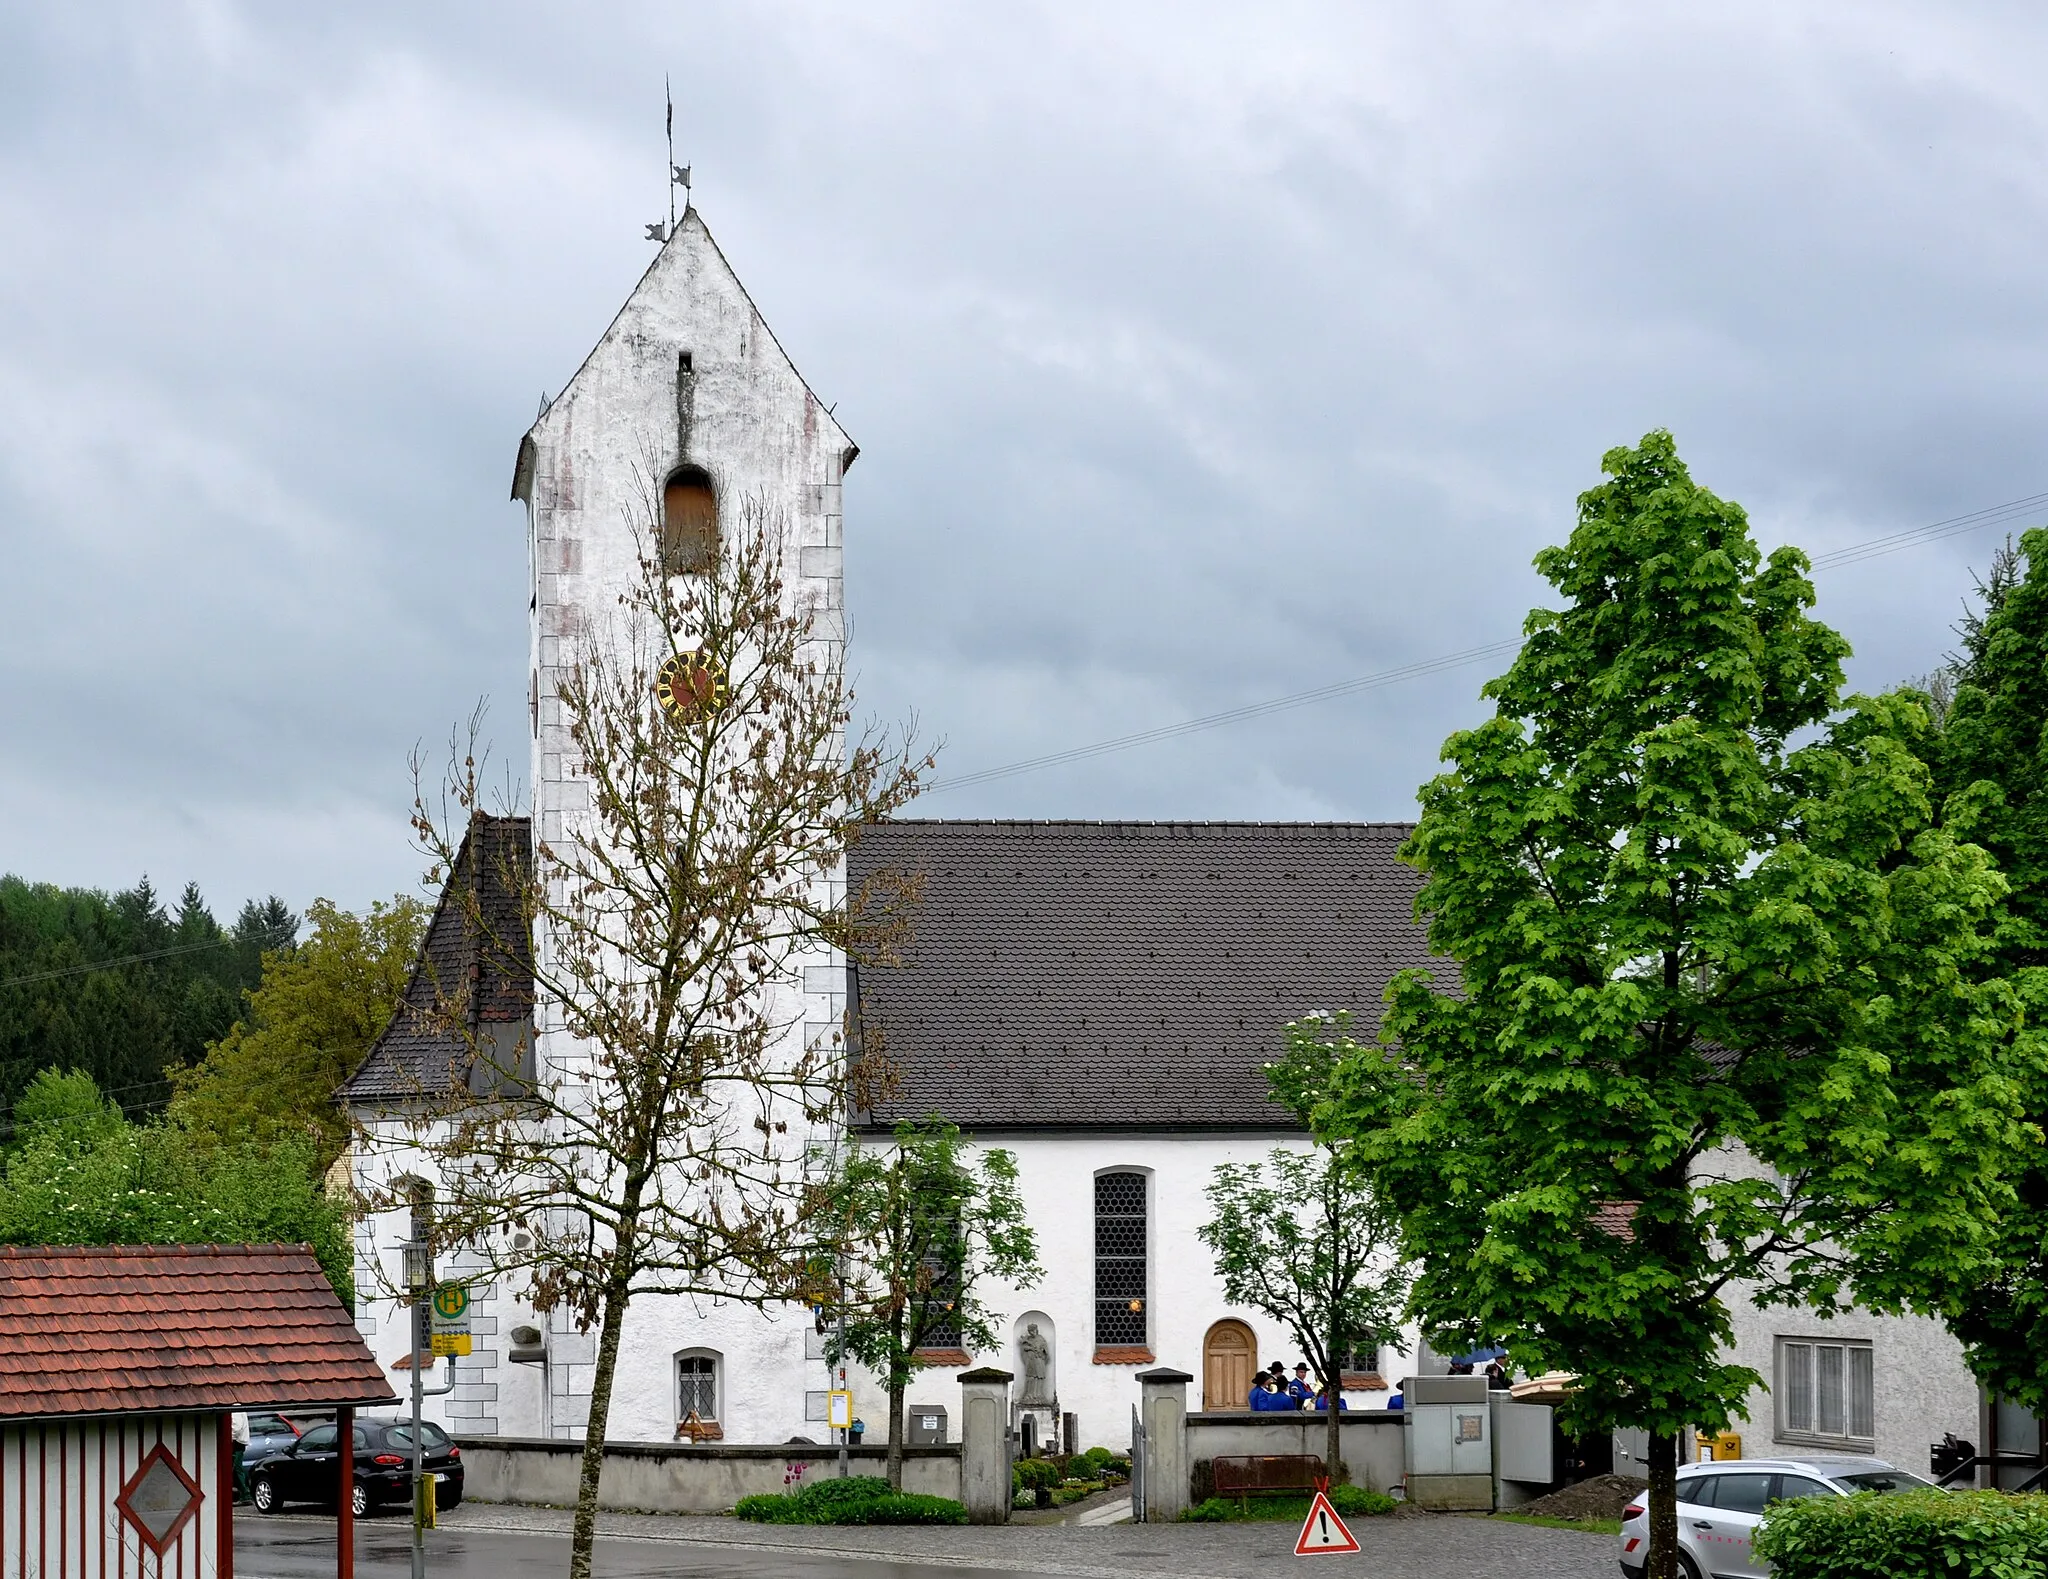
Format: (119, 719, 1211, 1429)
(1617, 1456, 1935, 1578)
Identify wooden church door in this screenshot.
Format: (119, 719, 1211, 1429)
(1203, 1320, 1256, 1410)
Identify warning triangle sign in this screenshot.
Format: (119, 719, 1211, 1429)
(1294, 1490, 1361, 1556)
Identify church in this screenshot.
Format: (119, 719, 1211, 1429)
(344, 203, 1998, 1477)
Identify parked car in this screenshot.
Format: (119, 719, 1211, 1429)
(1618, 1456, 1935, 1579)
(248, 1417, 463, 1518)
(243, 1411, 302, 1461)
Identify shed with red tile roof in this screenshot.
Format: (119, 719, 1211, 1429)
(0, 1243, 395, 1578)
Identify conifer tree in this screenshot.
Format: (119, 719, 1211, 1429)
(1904, 528, 2048, 1415)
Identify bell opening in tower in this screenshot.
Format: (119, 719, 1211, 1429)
(661, 466, 718, 575)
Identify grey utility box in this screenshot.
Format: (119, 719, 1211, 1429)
(907, 1404, 949, 1444)
(1405, 1374, 1494, 1510)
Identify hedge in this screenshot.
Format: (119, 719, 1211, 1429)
(734, 1475, 967, 1526)
(1752, 1489, 2048, 1579)
(1182, 1484, 1397, 1523)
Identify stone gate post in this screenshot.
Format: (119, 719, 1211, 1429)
(1137, 1366, 1192, 1523)
(958, 1367, 1014, 1525)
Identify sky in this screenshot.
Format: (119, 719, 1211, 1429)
(5, 1, 2048, 918)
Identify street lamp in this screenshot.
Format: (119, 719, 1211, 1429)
(401, 1239, 434, 1298)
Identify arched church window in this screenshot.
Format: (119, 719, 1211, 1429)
(918, 1227, 963, 1350)
(662, 467, 718, 575)
(1094, 1170, 1148, 1347)
(676, 1348, 721, 1421)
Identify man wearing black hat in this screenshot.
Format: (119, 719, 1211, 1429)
(1287, 1363, 1314, 1409)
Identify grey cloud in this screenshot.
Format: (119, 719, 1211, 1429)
(3, 0, 2046, 909)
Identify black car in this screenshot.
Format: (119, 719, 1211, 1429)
(249, 1418, 463, 1517)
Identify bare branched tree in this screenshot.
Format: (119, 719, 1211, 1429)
(372, 485, 929, 1579)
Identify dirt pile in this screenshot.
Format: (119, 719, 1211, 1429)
(1507, 1474, 1647, 1523)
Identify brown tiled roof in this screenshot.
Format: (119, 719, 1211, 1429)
(1589, 1201, 1640, 1241)
(345, 813, 534, 1104)
(0, 1245, 398, 1419)
(848, 820, 1436, 1130)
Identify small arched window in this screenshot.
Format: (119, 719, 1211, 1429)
(676, 1348, 721, 1422)
(662, 467, 718, 575)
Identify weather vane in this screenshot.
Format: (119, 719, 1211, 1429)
(647, 77, 691, 243)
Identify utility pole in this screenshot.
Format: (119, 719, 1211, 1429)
(400, 1235, 433, 1579)
(835, 1259, 849, 1479)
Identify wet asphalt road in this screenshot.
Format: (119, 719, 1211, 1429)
(234, 1514, 1032, 1579)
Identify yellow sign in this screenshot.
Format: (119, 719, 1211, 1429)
(430, 1332, 472, 1357)
(828, 1390, 853, 1429)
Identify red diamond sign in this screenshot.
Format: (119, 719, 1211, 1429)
(116, 1443, 205, 1557)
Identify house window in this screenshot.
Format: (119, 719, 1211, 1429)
(1776, 1337, 1873, 1446)
(662, 467, 718, 575)
(1094, 1171, 1148, 1347)
(676, 1349, 720, 1421)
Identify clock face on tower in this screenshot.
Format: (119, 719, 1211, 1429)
(656, 649, 729, 724)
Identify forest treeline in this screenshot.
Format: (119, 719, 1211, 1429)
(0, 875, 297, 1124)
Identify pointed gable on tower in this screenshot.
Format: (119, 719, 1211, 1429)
(513, 207, 855, 853)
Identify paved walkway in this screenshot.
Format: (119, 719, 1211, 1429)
(376, 1498, 1620, 1579)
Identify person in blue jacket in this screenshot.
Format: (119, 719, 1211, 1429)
(1313, 1384, 1349, 1412)
(1249, 1376, 1291, 1411)
(1287, 1364, 1315, 1407)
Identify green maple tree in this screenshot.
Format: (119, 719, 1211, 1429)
(827, 1118, 1041, 1491)
(1319, 431, 2041, 1579)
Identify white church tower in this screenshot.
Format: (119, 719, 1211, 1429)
(502, 209, 858, 1440)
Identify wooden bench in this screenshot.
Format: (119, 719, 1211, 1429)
(1211, 1454, 1326, 1508)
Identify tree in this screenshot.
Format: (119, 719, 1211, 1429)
(385, 493, 928, 1579)
(1199, 1021, 1411, 1483)
(169, 895, 426, 1167)
(1318, 432, 2040, 1579)
(0, 1068, 354, 1301)
(0, 875, 295, 1115)
(826, 1118, 1041, 1490)
(1899, 527, 2048, 1415)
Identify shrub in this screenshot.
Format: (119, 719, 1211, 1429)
(818, 1493, 967, 1526)
(1331, 1484, 1396, 1518)
(1013, 1457, 1062, 1491)
(1179, 1485, 1396, 1524)
(790, 1474, 892, 1509)
(1753, 1489, 2048, 1579)
(734, 1475, 970, 1526)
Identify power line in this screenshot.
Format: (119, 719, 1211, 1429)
(1806, 492, 2048, 571)
(925, 489, 2047, 796)
(932, 638, 1525, 793)
(0, 937, 240, 991)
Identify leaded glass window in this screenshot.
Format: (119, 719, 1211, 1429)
(1095, 1171, 1148, 1347)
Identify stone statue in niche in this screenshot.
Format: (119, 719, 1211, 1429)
(1018, 1321, 1053, 1407)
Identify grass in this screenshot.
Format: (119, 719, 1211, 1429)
(1489, 1511, 1623, 1536)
